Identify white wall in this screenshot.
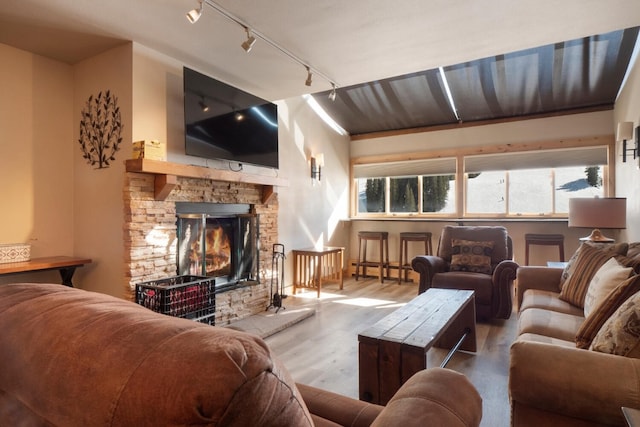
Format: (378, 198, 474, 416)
(276, 97, 352, 276)
(614, 48, 640, 242)
(0, 43, 75, 284)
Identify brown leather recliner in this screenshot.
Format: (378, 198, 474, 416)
(411, 225, 518, 320)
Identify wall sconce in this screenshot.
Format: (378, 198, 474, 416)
(617, 121, 635, 162)
(311, 153, 324, 181)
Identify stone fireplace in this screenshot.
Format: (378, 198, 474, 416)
(123, 170, 278, 325)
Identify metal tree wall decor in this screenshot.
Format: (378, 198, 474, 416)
(78, 90, 123, 169)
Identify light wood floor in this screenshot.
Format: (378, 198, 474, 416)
(264, 277, 517, 427)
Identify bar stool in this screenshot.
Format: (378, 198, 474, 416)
(355, 231, 390, 283)
(398, 232, 433, 284)
(524, 233, 565, 266)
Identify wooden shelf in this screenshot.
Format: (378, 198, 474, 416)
(125, 159, 288, 203)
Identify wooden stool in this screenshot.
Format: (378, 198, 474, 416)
(398, 232, 432, 284)
(524, 233, 565, 266)
(356, 231, 390, 283)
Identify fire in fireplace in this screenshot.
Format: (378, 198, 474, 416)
(176, 203, 259, 289)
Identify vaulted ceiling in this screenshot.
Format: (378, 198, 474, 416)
(1, 0, 640, 137)
(315, 27, 639, 135)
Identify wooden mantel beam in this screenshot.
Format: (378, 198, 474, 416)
(125, 159, 288, 202)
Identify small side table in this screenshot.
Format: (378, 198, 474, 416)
(292, 247, 344, 298)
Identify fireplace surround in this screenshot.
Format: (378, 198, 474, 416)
(124, 172, 278, 325)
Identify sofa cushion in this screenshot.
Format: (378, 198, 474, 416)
(590, 290, 640, 358)
(516, 332, 576, 348)
(520, 289, 584, 316)
(576, 274, 640, 349)
(518, 307, 584, 341)
(559, 244, 618, 308)
(450, 239, 494, 274)
(584, 257, 633, 317)
(560, 242, 628, 289)
(432, 271, 493, 305)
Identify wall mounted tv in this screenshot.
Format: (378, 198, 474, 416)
(184, 67, 279, 169)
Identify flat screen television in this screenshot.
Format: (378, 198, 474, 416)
(183, 67, 279, 169)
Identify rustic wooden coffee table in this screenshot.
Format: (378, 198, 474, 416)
(358, 288, 476, 404)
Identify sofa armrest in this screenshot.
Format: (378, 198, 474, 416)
(411, 255, 447, 294)
(509, 340, 640, 426)
(492, 260, 519, 319)
(372, 368, 482, 427)
(298, 368, 482, 427)
(296, 383, 383, 427)
(515, 266, 563, 311)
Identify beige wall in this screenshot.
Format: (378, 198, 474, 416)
(351, 110, 614, 158)
(72, 44, 132, 296)
(0, 43, 75, 284)
(614, 47, 640, 243)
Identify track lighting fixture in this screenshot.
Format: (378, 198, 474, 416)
(198, 96, 209, 112)
(328, 84, 337, 101)
(186, 0, 204, 23)
(305, 67, 313, 87)
(184, 0, 338, 91)
(241, 27, 256, 52)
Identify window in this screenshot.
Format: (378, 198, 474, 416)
(354, 158, 457, 216)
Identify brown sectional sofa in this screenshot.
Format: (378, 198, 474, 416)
(0, 283, 483, 426)
(510, 243, 640, 427)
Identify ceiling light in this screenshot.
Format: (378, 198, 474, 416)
(328, 84, 337, 101)
(241, 27, 256, 52)
(186, 0, 204, 23)
(305, 67, 313, 87)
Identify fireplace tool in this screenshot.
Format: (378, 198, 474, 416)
(267, 243, 286, 313)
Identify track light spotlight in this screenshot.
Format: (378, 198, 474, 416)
(328, 84, 337, 101)
(186, 0, 204, 23)
(305, 67, 313, 87)
(198, 97, 209, 112)
(241, 27, 256, 52)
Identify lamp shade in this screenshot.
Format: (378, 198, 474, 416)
(568, 198, 626, 229)
(616, 122, 633, 141)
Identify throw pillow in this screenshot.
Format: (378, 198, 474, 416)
(559, 244, 617, 308)
(450, 239, 494, 275)
(590, 290, 640, 358)
(615, 252, 640, 275)
(560, 242, 628, 289)
(583, 257, 633, 317)
(576, 274, 640, 349)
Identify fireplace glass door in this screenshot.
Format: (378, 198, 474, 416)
(177, 212, 259, 286)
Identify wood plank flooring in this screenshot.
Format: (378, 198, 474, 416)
(264, 276, 517, 427)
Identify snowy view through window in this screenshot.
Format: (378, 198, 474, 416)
(358, 166, 603, 215)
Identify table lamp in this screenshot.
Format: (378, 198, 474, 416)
(568, 197, 626, 242)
